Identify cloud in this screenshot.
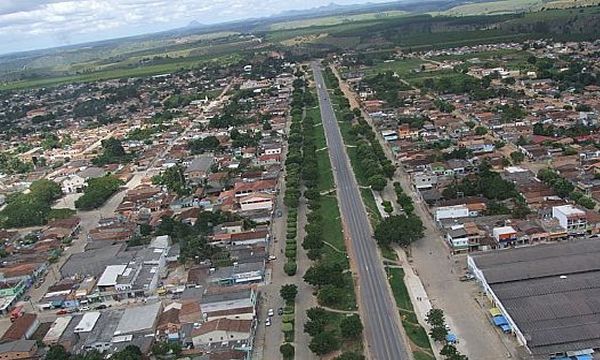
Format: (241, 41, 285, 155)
(0, 0, 391, 54)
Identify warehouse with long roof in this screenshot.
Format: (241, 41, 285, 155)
(468, 239, 600, 358)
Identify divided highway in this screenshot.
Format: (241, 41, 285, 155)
(311, 62, 411, 360)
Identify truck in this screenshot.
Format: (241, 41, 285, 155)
(9, 305, 23, 322)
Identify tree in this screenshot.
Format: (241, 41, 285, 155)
(309, 331, 340, 355)
(280, 284, 298, 304)
(426, 308, 446, 328)
(335, 353, 366, 360)
(474, 126, 488, 135)
(510, 151, 525, 164)
(430, 325, 449, 342)
(280, 343, 295, 359)
(340, 314, 363, 339)
(111, 345, 142, 360)
(305, 307, 328, 336)
(284, 261, 297, 276)
(93, 137, 130, 165)
(75, 175, 123, 210)
(304, 262, 344, 287)
(317, 285, 344, 306)
(152, 165, 189, 196)
(374, 215, 424, 247)
(46, 345, 70, 360)
(368, 174, 387, 191)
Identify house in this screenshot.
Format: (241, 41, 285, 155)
(233, 180, 277, 198)
(185, 155, 214, 184)
(0, 340, 38, 360)
(435, 205, 469, 222)
(191, 318, 253, 350)
(238, 194, 274, 212)
(412, 172, 438, 190)
(1, 314, 39, 341)
(492, 226, 517, 246)
(552, 205, 587, 234)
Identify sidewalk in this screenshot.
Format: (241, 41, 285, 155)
(395, 249, 442, 359)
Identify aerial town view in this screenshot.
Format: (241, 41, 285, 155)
(0, 1, 599, 359)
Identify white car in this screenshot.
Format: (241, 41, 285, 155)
(79, 306, 90, 312)
(267, 308, 274, 317)
(265, 318, 272, 326)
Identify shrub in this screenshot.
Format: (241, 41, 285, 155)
(284, 261, 297, 276)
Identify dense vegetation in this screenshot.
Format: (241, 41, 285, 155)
(0, 180, 65, 228)
(74, 175, 123, 210)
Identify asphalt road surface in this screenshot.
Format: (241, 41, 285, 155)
(311, 62, 411, 360)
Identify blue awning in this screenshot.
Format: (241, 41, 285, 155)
(446, 333, 457, 343)
(575, 355, 593, 360)
(492, 315, 508, 326)
(500, 324, 511, 333)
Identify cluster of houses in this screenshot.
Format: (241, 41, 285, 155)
(339, 40, 600, 254)
(0, 58, 296, 359)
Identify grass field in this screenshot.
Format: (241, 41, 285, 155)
(0, 54, 242, 90)
(436, 0, 544, 16)
(271, 11, 408, 30)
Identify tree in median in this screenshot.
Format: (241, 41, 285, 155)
(309, 330, 340, 355)
(340, 314, 363, 339)
(426, 308, 445, 328)
(335, 352, 366, 360)
(280, 343, 295, 359)
(374, 215, 424, 247)
(304, 262, 344, 288)
(304, 307, 328, 336)
(280, 284, 298, 304)
(368, 174, 387, 191)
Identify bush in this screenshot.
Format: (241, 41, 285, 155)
(282, 314, 295, 323)
(285, 248, 297, 259)
(284, 262, 297, 276)
(280, 343, 295, 360)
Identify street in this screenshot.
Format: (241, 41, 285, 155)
(312, 62, 411, 360)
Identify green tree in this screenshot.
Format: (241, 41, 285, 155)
(305, 307, 328, 336)
(430, 325, 449, 343)
(75, 175, 123, 210)
(309, 331, 340, 355)
(46, 345, 70, 360)
(368, 174, 387, 191)
(334, 353, 366, 360)
(280, 343, 295, 359)
(152, 165, 189, 196)
(474, 126, 488, 135)
(340, 314, 363, 339)
(280, 284, 298, 304)
(111, 345, 142, 360)
(304, 262, 344, 288)
(510, 151, 525, 164)
(426, 308, 446, 328)
(317, 285, 344, 307)
(374, 215, 424, 247)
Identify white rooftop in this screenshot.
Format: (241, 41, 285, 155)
(74, 312, 101, 333)
(97, 265, 127, 287)
(493, 226, 516, 235)
(505, 166, 528, 173)
(554, 204, 586, 216)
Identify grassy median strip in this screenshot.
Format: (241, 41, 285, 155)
(386, 267, 435, 359)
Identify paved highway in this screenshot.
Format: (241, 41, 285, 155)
(311, 62, 411, 360)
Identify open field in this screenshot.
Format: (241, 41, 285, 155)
(0, 54, 242, 90)
(270, 11, 408, 30)
(436, 0, 544, 16)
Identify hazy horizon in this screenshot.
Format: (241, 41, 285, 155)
(0, 0, 396, 56)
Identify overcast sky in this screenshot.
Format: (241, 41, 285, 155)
(0, 0, 394, 55)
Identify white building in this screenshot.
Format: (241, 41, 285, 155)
(552, 205, 587, 233)
(239, 194, 274, 212)
(435, 204, 469, 221)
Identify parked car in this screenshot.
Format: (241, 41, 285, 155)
(278, 307, 284, 316)
(79, 306, 90, 312)
(94, 304, 108, 310)
(56, 309, 67, 315)
(267, 308, 274, 317)
(265, 318, 272, 326)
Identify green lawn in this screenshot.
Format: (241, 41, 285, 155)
(366, 58, 426, 77)
(386, 267, 434, 354)
(414, 350, 436, 360)
(386, 267, 413, 310)
(325, 312, 365, 354)
(360, 188, 382, 226)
